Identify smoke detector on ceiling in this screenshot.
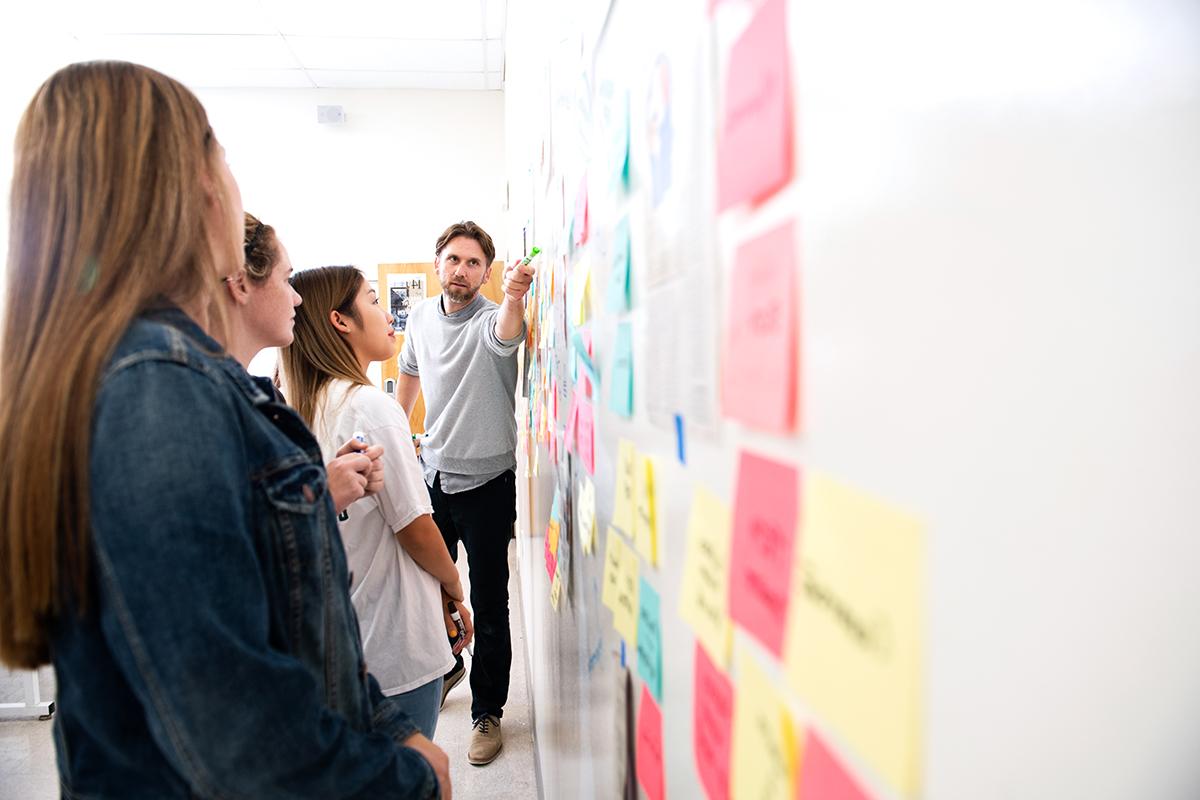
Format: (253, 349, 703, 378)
(316, 105, 346, 124)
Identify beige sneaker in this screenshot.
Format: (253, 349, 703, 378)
(468, 714, 503, 765)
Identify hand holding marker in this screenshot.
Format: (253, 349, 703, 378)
(503, 247, 539, 303)
(337, 431, 368, 522)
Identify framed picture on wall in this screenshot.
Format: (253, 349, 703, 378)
(386, 273, 426, 333)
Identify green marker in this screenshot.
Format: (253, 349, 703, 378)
(520, 246, 541, 267)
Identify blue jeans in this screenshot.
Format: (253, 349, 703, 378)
(389, 677, 444, 739)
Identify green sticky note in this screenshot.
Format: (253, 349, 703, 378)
(636, 576, 662, 702)
(607, 216, 631, 313)
(609, 322, 634, 418)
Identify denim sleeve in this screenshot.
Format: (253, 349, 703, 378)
(89, 361, 438, 799)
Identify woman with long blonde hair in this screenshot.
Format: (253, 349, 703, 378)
(0, 62, 449, 798)
(281, 265, 472, 739)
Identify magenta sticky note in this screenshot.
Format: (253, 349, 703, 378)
(636, 685, 665, 800)
(797, 729, 874, 800)
(577, 397, 595, 475)
(716, 0, 793, 210)
(721, 220, 799, 433)
(728, 451, 799, 657)
(694, 644, 734, 800)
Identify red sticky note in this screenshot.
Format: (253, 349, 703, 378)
(722, 221, 798, 433)
(728, 451, 799, 657)
(716, 0, 793, 210)
(694, 645, 734, 800)
(581, 329, 594, 399)
(577, 398, 595, 475)
(636, 685, 665, 800)
(574, 175, 590, 247)
(797, 729, 874, 800)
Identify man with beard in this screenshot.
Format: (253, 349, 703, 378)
(397, 221, 534, 766)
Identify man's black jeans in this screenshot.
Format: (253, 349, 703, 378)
(430, 470, 515, 721)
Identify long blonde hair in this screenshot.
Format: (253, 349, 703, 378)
(279, 266, 371, 428)
(0, 62, 241, 668)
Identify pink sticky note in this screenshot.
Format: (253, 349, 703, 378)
(636, 685, 665, 800)
(797, 730, 874, 800)
(565, 391, 580, 454)
(577, 398, 595, 475)
(574, 175, 590, 247)
(694, 645, 734, 800)
(728, 451, 799, 657)
(581, 329, 594, 399)
(544, 529, 557, 581)
(722, 221, 799, 433)
(716, 0, 793, 210)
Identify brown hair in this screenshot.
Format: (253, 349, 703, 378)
(243, 212, 279, 284)
(0, 61, 240, 668)
(279, 266, 369, 428)
(435, 220, 496, 266)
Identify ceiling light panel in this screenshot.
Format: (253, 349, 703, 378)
(485, 0, 507, 39)
(262, 0, 484, 39)
(74, 34, 299, 73)
(287, 36, 486, 72)
(64, 0, 278, 35)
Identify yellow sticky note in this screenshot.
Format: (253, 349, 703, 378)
(678, 485, 733, 668)
(578, 477, 597, 556)
(602, 526, 639, 646)
(550, 571, 562, 610)
(784, 473, 925, 797)
(613, 439, 638, 535)
(634, 455, 658, 566)
(548, 519, 560, 557)
(571, 258, 592, 327)
(731, 647, 797, 800)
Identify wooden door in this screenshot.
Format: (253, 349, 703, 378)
(377, 260, 506, 433)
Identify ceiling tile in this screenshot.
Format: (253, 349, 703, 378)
(484, 0, 507, 39)
(75, 34, 299, 73)
(180, 68, 314, 89)
(484, 39, 503, 72)
(64, 0, 278, 35)
(286, 36, 485, 73)
(262, 0, 483, 39)
(306, 70, 490, 90)
(485, 71, 504, 91)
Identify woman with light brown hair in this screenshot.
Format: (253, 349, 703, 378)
(0, 61, 449, 798)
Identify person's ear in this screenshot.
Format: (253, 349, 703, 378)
(329, 308, 353, 334)
(224, 270, 250, 305)
(483, 263, 493, 284)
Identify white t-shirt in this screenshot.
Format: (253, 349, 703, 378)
(312, 379, 453, 695)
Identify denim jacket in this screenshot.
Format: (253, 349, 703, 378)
(50, 307, 438, 799)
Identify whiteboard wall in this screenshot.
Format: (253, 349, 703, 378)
(502, 0, 1200, 798)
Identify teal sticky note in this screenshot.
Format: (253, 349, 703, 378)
(636, 577, 662, 702)
(571, 330, 599, 386)
(612, 92, 630, 189)
(607, 217, 631, 313)
(608, 322, 634, 418)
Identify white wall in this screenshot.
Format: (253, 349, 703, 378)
(195, 87, 506, 272)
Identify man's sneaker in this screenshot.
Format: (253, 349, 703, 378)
(440, 661, 466, 709)
(468, 714, 503, 765)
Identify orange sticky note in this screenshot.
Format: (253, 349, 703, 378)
(722, 221, 799, 433)
(716, 0, 794, 210)
(796, 729, 874, 800)
(694, 644, 734, 800)
(728, 451, 799, 657)
(636, 685, 665, 800)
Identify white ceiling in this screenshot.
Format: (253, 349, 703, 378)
(4, 0, 506, 90)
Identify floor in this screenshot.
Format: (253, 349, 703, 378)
(0, 542, 538, 799)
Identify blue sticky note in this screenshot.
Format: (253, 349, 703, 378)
(636, 577, 662, 702)
(607, 217, 631, 313)
(608, 322, 634, 418)
(571, 330, 600, 386)
(674, 413, 686, 465)
(550, 488, 561, 522)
